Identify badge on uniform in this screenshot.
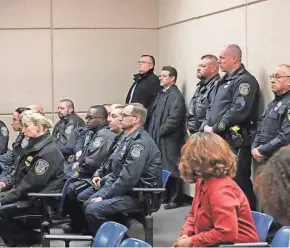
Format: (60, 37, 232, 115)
(0, 127, 8, 137)
(218, 121, 226, 131)
(130, 144, 144, 160)
(21, 138, 29, 148)
(25, 156, 33, 167)
(65, 125, 74, 135)
(288, 109, 290, 121)
(35, 159, 50, 175)
(93, 137, 104, 149)
(239, 83, 250, 96)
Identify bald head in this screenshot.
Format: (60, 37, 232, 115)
(219, 44, 243, 73)
(27, 104, 45, 115)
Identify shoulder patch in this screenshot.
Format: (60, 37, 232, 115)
(93, 137, 104, 149)
(35, 159, 50, 175)
(218, 121, 226, 131)
(239, 83, 250, 96)
(65, 125, 74, 135)
(0, 126, 8, 137)
(129, 144, 144, 160)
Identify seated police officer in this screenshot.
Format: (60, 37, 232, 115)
(82, 103, 162, 234)
(0, 119, 9, 158)
(0, 110, 65, 246)
(252, 64, 290, 168)
(52, 99, 85, 156)
(0, 107, 30, 192)
(62, 105, 117, 233)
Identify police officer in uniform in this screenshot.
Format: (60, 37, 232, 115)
(52, 99, 85, 153)
(83, 103, 162, 234)
(0, 111, 65, 247)
(187, 55, 220, 135)
(202, 44, 260, 210)
(0, 120, 9, 157)
(0, 107, 30, 191)
(252, 64, 290, 167)
(62, 105, 117, 233)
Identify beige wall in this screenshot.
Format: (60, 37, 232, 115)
(158, 0, 290, 111)
(0, 0, 158, 145)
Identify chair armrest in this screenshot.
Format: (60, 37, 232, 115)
(218, 242, 269, 247)
(27, 193, 62, 198)
(132, 188, 165, 192)
(43, 234, 93, 242)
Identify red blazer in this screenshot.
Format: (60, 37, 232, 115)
(181, 177, 258, 247)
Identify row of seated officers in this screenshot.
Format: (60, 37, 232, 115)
(0, 101, 287, 247)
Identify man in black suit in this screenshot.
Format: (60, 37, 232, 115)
(147, 66, 186, 209)
(125, 55, 161, 109)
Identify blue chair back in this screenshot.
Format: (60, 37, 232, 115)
(162, 170, 171, 187)
(271, 226, 290, 247)
(92, 221, 128, 247)
(251, 211, 274, 242)
(120, 238, 152, 248)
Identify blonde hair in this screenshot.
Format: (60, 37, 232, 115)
(22, 110, 53, 129)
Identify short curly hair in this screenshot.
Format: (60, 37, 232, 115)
(178, 132, 237, 181)
(255, 145, 290, 225)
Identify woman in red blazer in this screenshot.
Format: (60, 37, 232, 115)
(173, 132, 258, 247)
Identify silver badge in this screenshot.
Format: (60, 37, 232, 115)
(35, 159, 50, 176)
(120, 145, 127, 157)
(239, 83, 250, 96)
(93, 137, 104, 149)
(130, 144, 144, 160)
(1, 127, 8, 137)
(65, 125, 74, 135)
(274, 102, 282, 111)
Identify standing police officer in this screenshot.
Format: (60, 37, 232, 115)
(187, 55, 220, 135)
(83, 103, 162, 234)
(202, 44, 260, 210)
(252, 64, 290, 166)
(52, 99, 85, 153)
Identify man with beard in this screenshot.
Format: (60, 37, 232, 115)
(52, 99, 85, 155)
(187, 55, 220, 135)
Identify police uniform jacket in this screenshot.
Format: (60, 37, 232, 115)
(77, 125, 117, 178)
(52, 113, 85, 151)
(99, 127, 162, 200)
(187, 74, 220, 134)
(0, 132, 65, 205)
(252, 90, 290, 157)
(0, 121, 9, 155)
(125, 69, 162, 109)
(203, 64, 259, 143)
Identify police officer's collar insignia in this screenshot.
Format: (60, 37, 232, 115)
(35, 159, 50, 175)
(25, 156, 33, 167)
(288, 109, 290, 121)
(130, 144, 144, 160)
(224, 81, 231, 88)
(239, 83, 250, 96)
(0, 127, 8, 137)
(218, 122, 226, 131)
(93, 137, 104, 149)
(65, 125, 74, 135)
(21, 138, 29, 148)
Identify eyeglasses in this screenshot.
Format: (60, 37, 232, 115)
(122, 113, 139, 118)
(137, 61, 152, 65)
(85, 115, 102, 121)
(269, 75, 290, 80)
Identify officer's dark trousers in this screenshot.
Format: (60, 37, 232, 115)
(84, 194, 140, 235)
(165, 175, 183, 204)
(64, 180, 90, 231)
(0, 205, 41, 246)
(234, 146, 257, 211)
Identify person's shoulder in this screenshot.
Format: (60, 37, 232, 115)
(238, 68, 259, 85)
(69, 113, 85, 124)
(98, 127, 117, 138)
